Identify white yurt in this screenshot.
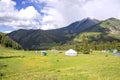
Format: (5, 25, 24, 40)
(65, 49, 77, 56)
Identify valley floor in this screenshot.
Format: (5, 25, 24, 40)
(0, 47, 120, 80)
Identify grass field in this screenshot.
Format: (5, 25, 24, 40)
(0, 47, 120, 80)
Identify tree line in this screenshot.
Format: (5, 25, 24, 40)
(53, 35, 120, 54)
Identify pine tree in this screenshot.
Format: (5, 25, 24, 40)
(82, 35, 90, 54)
(90, 41, 97, 50)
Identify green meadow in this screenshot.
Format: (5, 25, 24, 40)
(0, 47, 120, 80)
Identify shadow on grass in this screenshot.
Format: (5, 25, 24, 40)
(0, 56, 25, 59)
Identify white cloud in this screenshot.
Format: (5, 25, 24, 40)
(41, 8, 66, 30)
(3, 30, 12, 33)
(1, 0, 120, 31)
(83, 0, 120, 20)
(0, 0, 41, 30)
(32, 0, 120, 30)
(17, 6, 40, 19)
(38, 0, 88, 30)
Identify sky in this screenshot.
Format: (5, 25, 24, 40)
(0, 0, 120, 33)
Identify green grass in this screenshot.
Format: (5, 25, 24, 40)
(74, 32, 102, 42)
(0, 47, 120, 80)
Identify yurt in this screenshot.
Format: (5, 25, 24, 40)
(65, 49, 77, 56)
(41, 51, 47, 56)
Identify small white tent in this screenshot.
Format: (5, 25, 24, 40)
(65, 49, 77, 56)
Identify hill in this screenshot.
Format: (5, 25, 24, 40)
(0, 32, 22, 49)
(7, 18, 120, 50)
(74, 18, 120, 43)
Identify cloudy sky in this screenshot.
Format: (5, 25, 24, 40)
(0, 0, 120, 33)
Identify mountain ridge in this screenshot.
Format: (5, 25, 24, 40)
(7, 17, 120, 50)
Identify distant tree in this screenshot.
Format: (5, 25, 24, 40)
(75, 44, 80, 53)
(82, 35, 90, 54)
(90, 41, 97, 50)
(111, 41, 118, 49)
(75, 43, 83, 53)
(0, 34, 2, 44)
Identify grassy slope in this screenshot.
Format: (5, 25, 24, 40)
(74, 32, 102, 42)
(74, 18, 120, 43)
(0, 47, 120, 80)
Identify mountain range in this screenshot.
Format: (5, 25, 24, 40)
(7, 17, 120, 50)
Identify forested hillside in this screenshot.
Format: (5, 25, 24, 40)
(0, 32, 22, 49)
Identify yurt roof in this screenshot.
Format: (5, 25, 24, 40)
(66, 49, 77, 53)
